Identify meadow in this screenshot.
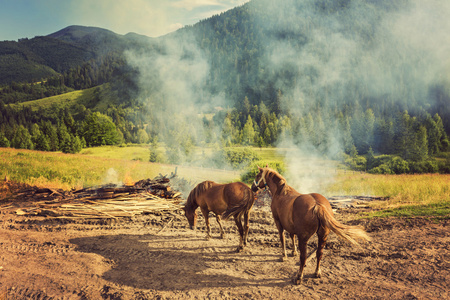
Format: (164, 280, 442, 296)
(0, 147, 240, 190)
(1, 146, 448, 218)
(327, 172, 450, 218)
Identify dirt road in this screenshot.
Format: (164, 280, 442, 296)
(0, 203, 448, 299)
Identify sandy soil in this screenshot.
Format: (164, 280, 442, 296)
(0, 195, 448, 299)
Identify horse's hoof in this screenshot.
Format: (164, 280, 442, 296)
(236, 247, 243, 253)
(279, 256, 287, 262)
(205, 235, 211, 240)
(292, 251, 299, 257)
(315, 272, 322, 278)
(293, 276, 302, 285)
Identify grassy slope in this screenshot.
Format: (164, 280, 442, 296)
(1, 146, 448, 219)
(8, 83, 117, 112)
(0, 147, 240, 191)
(9, 88, 92, 111)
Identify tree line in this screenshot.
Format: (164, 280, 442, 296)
(0, 101, 149, 154)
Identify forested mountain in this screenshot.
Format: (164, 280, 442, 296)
(1, 0, 450, 173)
(0, 25, 151, 85)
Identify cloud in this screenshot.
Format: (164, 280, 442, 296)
(169, 23, 184, 32)
(171, 0, 225, 11)
(70, 0, 249, 37)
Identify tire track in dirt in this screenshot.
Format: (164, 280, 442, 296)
(0, 208, 448, 299)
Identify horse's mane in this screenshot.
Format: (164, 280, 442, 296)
(185, 180, 215, 209)
(265, 168, 293, 195)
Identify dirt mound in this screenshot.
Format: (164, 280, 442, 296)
(0, 189, 448, 299)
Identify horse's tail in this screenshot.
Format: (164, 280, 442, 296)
(313, 203, 371, 245)
(222, 187, 255, 220)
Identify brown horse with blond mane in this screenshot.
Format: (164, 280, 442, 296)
(184, 181, 254, 252)
(251, 166, 370, 284)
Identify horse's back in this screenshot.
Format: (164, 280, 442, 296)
(199, 181, 251, 214)
(223, 182, 252, 206)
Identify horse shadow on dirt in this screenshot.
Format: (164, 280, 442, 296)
(70, 232, 287, 291)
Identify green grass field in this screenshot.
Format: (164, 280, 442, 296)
(8, 83, 116, 112)
(327, 172, 450, 219)
(1, 146, 448, 219)
(0, 147, 240, 190)
(10, 89, 89, 111)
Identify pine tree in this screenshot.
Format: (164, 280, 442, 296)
(0, 132, 10, 147)
(424, 114, 440, 155)
(11, 125, 33, 149)
(242, 115, 255, 145)
(434, 113, 449, 152)
(409, 125, 428, 162)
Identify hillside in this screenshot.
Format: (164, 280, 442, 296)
(0, 25, 152, 85)
(1, 0, 450, 174)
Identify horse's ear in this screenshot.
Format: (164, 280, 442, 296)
(257, 165, 262, 171)
(265, 164, 268, 168)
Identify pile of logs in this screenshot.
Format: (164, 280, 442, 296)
(0, 174, 188, 219)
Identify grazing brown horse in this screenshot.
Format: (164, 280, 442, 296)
(251, 166, 370, 284)
(183, 181, 255, 252)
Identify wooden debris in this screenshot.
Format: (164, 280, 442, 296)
(0, 172, 189, 219)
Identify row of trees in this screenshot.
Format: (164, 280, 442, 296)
(0, 102, 127, 153)
(213, 99, 449, 159)
(2, 91, 449, 170)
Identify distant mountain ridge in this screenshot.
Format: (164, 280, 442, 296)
(0, 25, 152, 85)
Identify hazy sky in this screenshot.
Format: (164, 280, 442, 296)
(0, 0, 250, 41)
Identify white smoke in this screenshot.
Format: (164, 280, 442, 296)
(125, 0, 450, 190)
(125, 31, 227, 168)
(250, 0, 450, 191)
(102, 168, 122, 186)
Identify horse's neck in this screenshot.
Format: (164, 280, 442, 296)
(267, 175, 292, 197)
(186, 197, 198, 210)
(267, 180, 281, 196)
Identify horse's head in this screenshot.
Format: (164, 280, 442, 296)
(251, 166, 268, 192)
(183, 205, 198, 230)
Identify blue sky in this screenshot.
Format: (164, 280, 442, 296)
(0, 0, 250, 41)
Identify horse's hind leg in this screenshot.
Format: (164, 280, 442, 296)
(315, 225, 330, 278)
(243, 210, 250, 246)
(294, 240, 308, 285)
(200, 208, 211, 240)
(215, 214, 225, 239)
(234, 215, 244, 252)
(290, 233, 298, 257)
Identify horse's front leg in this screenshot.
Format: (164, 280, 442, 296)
(274, 218, 287, 261)
(215, 214, 225, 239)
(200, 208, 211, 240)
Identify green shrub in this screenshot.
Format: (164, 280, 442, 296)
(410, 160, 439, 173)
(369, 163, 394, 174)
(240, 160, 286, 184)
(389, 157, 410, 174)
(211, 147, 261, 170)
(343, 154, 367, 171)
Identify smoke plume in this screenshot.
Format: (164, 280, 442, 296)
(126, 0, 450, 191)
(249, 0, 450, 192)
